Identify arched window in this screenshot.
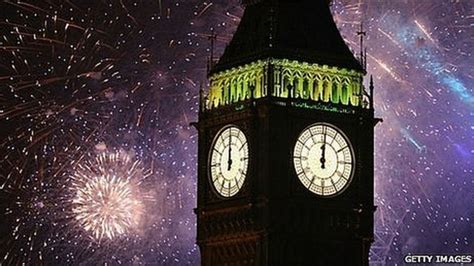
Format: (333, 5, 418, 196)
(331, 80, 339, 104)
(283, 76, 290, 98)
(322, 79, 331, 102)
(341, 82, 349, 105)
(302, 78, 309, 99)
(294, 78, 300, 98)
(350, 82, 361, 106)
(311, 79, 319, 101)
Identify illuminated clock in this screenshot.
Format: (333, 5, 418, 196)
(209, 126, 249, 197)
(293, 123, 354, 196)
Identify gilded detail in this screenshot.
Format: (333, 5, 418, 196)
(206, 59, 368, 110)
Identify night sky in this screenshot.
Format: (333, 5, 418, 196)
(0, 0, 472, 265)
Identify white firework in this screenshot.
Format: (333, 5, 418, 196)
(71, 151, 145, 241)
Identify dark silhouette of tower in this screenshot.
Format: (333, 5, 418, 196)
(195, 0, 379, 265)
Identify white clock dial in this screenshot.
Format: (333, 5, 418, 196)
(209, 126, 249, 197)
(293, 123, 354, 196)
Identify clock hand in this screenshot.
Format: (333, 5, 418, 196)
(320, 126, 327, 169)
(227, 130, 232, 171)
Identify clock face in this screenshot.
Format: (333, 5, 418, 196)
(209, 126, 249, 197)
(293, 123, 354, 197)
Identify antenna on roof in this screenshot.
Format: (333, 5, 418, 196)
(207, 28, 217, 74)
(357, 23, 367, 71)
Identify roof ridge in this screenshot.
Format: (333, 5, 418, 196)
(211, 0, 363, 74)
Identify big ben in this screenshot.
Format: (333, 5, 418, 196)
(195, 0, 378, 265)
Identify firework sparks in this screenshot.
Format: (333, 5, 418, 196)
(1, 0, 201, 264)
(333, 0, 473, 263)
(71, 152, 145, 241)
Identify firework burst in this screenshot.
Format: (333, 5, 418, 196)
(71, 152, 146, 241)
(1, 0, 201, 264)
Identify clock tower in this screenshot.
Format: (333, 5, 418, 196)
(195, 0, 378, 265)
